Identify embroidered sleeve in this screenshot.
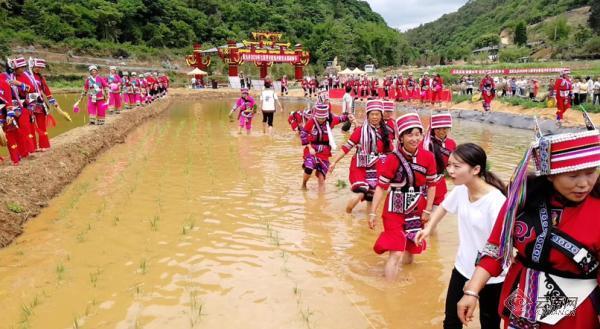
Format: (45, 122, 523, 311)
(40, 77, 52, 97)
(342, 127, 361, 154)
(377, 155, 399, 190)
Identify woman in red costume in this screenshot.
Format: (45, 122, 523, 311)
(458, 111, 600, 329)
(369, 112, 438, 279)
(330, 100, 394, 215)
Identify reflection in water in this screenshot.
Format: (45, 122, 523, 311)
(0, 99, 531, 328)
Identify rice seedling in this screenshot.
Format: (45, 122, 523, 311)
(188, 290, 206, 327)
(56, 263, 66, 282)
(138, 259, 148, 274)
(89, 269, 101, 288)
(300, 306, 314, 328)
(19, 296, 40, 328)
(149, 215, 160, 231)
(335, 180, 348, 189)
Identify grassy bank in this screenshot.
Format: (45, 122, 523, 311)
(452, 93, 600, 113)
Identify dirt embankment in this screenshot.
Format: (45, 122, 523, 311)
(0, 89, 240, 247)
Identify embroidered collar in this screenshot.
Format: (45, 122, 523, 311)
(401, 146, 419, 163)
(433, 135, 446, 143)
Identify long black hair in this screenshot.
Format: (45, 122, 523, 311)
(429, 129, 447, 174)
(452, 143, 507, 195)
(372, 110, 391, 151)
(381, 119, 391, 151)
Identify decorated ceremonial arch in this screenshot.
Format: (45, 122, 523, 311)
(216, 32, 310, 80)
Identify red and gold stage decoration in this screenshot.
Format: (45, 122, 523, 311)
(218, 32, 310, 80)
(185, 43, 211, 83)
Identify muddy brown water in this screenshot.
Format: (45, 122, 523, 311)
(0, 98, 531, 329)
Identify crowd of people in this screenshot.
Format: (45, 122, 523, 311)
(297, 70, 600, 126)
(453, 70, 600, 126)
(458, 73, 600, 105)
(0, 56, 169, 166)
(300, 72, 447, 107)
(229, 77, 600, 328)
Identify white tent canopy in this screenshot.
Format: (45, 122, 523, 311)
(187, 68, 208, 75)
(338, 68, 353, 75)
(352, 68, 365, 75)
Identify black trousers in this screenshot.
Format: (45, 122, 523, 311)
(443, 268, 502, 329)
(262, 111, 274, 126)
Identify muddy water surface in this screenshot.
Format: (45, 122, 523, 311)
(0, 98, 531, 329)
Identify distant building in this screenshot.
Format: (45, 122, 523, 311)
(472, 45, 500, 61)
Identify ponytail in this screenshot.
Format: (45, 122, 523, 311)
(482, 170, 507, 196)
(430, 136, 446, 174)
(380, 116, 391, 151)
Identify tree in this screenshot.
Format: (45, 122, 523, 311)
(514, 21, 527, 46)
(584, 36, 600, 55)
(590, 0, 600, 34)
(96, 3, 123, 42)
(573, 24, 592, 45)
(499, 47, 530, 62)
(545, 16, 570, 42)
(0, 32, 10, 59)
(473, 33, 500, 49)
(38, 13, 75, 41)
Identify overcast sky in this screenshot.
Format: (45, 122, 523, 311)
(364, 0, 469, 31)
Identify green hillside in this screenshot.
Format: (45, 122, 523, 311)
(404, 0, 598, 63)
(0, 0, 413, 68)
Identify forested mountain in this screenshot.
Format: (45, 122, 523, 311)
(0, 0, 597, 70)
(0, 0, 413, 67)
(404, 0, 597, 62)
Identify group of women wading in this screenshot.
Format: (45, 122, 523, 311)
(230, 83, 600, 329)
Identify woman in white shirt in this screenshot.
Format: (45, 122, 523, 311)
(260, 80, 283, 135)
(416, 143, 507, 329)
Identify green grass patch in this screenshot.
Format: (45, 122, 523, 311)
(452, 94, 472, 104)
(6, 202, 25, 213)
(576, 103, 600, 113)
(498, 97, 547, 109)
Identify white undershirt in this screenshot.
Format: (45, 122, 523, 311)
(441, 184, 507, 284)
(260, 89, 278, 112)
(342, 93, 353, 113)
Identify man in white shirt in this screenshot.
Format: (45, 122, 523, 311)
(341, 85, 354, 132)
(586, 76, 594, 103)
(260, 79, 284, 135)
(593, 77, 600, 105)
